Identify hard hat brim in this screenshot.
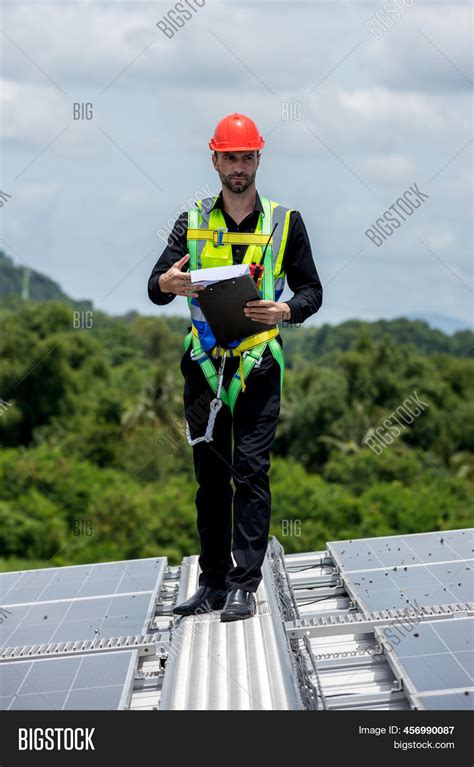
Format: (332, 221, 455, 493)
(209, 140, 265, 151)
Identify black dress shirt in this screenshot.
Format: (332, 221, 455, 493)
(147, 190, 323, 324)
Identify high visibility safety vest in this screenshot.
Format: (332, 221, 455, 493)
(184, 194, 292, 415)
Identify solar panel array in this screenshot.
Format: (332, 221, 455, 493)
(327, 529, 473, 710)
(327, 529, 473, 613)
(0, 558, 166, 710)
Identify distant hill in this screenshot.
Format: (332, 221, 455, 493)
(1, 250, 472, 359)
(406, 312, 472, 335)
(0, 251, 92, 310)
(280, 317, 474, 360)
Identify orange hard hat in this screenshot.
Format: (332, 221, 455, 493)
(209, 113, 265, 152)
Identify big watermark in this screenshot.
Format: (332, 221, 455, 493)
(365, 0, 415, 40)
(365, 390, 429, 455)
(157, 182, 214, 245)
(365, 182, 429, 247)
(156, 0, 206, 40)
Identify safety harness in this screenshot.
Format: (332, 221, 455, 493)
(183, 195, 288, 445)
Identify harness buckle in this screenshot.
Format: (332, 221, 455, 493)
(243, 349, 263, 367)
(190, 347, 207, 362)
(213, 228, 228, 246)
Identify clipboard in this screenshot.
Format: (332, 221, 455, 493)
(197, 274, 275, 347)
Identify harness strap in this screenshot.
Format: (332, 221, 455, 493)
(268, 336, 285, 392)
(187, 229, 273, 247)
(190, 322, 279, 351)
(184, 330, 284, 407)
(182, 331, 285, 445)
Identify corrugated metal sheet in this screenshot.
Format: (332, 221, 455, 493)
(159, 551, 304, 710)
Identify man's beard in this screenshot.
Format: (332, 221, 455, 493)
(221, 171, 256, 194)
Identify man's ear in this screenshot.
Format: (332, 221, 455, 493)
(211, 153, 218, 172)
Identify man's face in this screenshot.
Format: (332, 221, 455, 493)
(212, 151, 260, 194)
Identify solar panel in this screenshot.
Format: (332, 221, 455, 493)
(341, 560, 473, 613)
(327, 528, 473, 574)
(0, 558, 166, 606)
(412, 691, 474, 710)
(394, 652, 472, 692)
(374, 617, 474, 708)
(0, 593, 157, 649)
(0, 650, 138, 710)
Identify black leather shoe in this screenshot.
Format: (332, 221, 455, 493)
(220, 588, 256, 622)
(173, 586, 228, 616)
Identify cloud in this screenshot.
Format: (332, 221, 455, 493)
(0, 78, 66, 148)
(1, 0, 472, 326)
(355, 153, 414, 182)
(14, 182, 61, 204)
(118, 189, 151, 207)
(424, 229, 456, 252)
(362, 4, 473, 93)
(336, 86, 469, 136)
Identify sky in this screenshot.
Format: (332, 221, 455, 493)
(1, 0, 472, 328)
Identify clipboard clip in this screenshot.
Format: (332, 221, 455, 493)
(213, 228, 228, 246)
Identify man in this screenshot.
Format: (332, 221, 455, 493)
(148, 113, 322, 622)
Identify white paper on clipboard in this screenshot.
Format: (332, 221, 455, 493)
(190, 263, 250, 286)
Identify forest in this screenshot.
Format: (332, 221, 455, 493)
(0, 276, 472, 572)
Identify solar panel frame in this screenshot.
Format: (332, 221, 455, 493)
(0, 557, 166, 607)
(0, 558, 166, 653)
(327, 528, 474, 575)
(0, 650, 138, 710)
(0, 593, 158, 649)
(374, 616, 474, 709)
(340, 559, 473, 614)
(412, 690, 474, 710)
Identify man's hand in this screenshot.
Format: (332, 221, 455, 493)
(244, 299, 291, 324)
(158, 254, 205, 298)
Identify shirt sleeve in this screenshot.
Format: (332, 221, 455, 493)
(147, 212, 189, 305)
(282, 211, 323, 324)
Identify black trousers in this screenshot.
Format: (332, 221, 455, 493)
(180, 339, 282, 593)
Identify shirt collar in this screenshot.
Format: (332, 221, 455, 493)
(212, 190, 264, 215)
